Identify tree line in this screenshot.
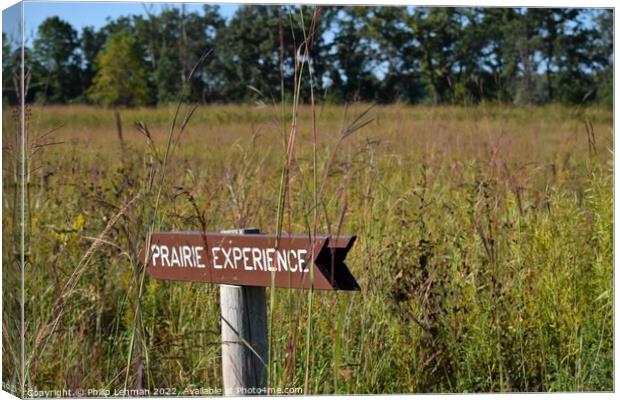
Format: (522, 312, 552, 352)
(2, 5, 613, 107)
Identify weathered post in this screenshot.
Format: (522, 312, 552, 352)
(219, 228, 268, 396)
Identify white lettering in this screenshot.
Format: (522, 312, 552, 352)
(242, 248, 252, 270)
(195, 246, 205, 268)
(277, 250, 288, 272)
(252, 248, 263, 271)
(266, 249, 276, 271)
(289, 249, 298, 272)
(298, 249, 308, 272)
(182, 246, 192, 267)
(212, 247, 222, 269)
(232, 248, 242, 269)
(222, 247, 234, 269)
(151, 245, 161, 266)
(151, 243, 314, 273)
(160, 246, 170, 266)
(170, 246, 180, 267)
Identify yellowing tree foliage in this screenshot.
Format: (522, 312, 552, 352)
(88, 32, 149, 107)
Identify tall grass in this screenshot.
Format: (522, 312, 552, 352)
(2, 100, 611, 393)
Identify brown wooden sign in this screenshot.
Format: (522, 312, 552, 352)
(140, 232, 359, 290)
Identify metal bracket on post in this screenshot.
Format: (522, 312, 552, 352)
(219, 228, 268, 396)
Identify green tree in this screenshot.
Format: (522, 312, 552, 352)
(81, 26, 107, 95)
(134, 8, 184, 103)
(365, 6, 425, 103)
(450, 8, 491, 103)
(592, 9, 613, 108)
(2, 32, 16, 103)
(411, 8, 460, 104)
(16, 5, 616, 106)
(134, 5, 224, 103)
(552, 10, 598, 104)
(214, 5, 284, 101)
(324, 7, 382, 102)
(32, 16, 82, 103)
(213, 5, 326, 102)
(476, 8, 521, 102)
(88, 32, 150, 107)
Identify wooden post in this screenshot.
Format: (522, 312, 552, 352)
(220, 228, 268, 396)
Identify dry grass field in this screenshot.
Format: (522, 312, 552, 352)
(2, 102, 613, 393)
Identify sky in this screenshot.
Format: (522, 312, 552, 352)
(2, 1, 20, 44)
(2, 1, 603, 50)
(4, 1, 240, 45)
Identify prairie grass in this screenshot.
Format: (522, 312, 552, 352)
(2, 101, 613, 393)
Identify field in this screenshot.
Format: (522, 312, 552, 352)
(2, 102, 613, 394)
